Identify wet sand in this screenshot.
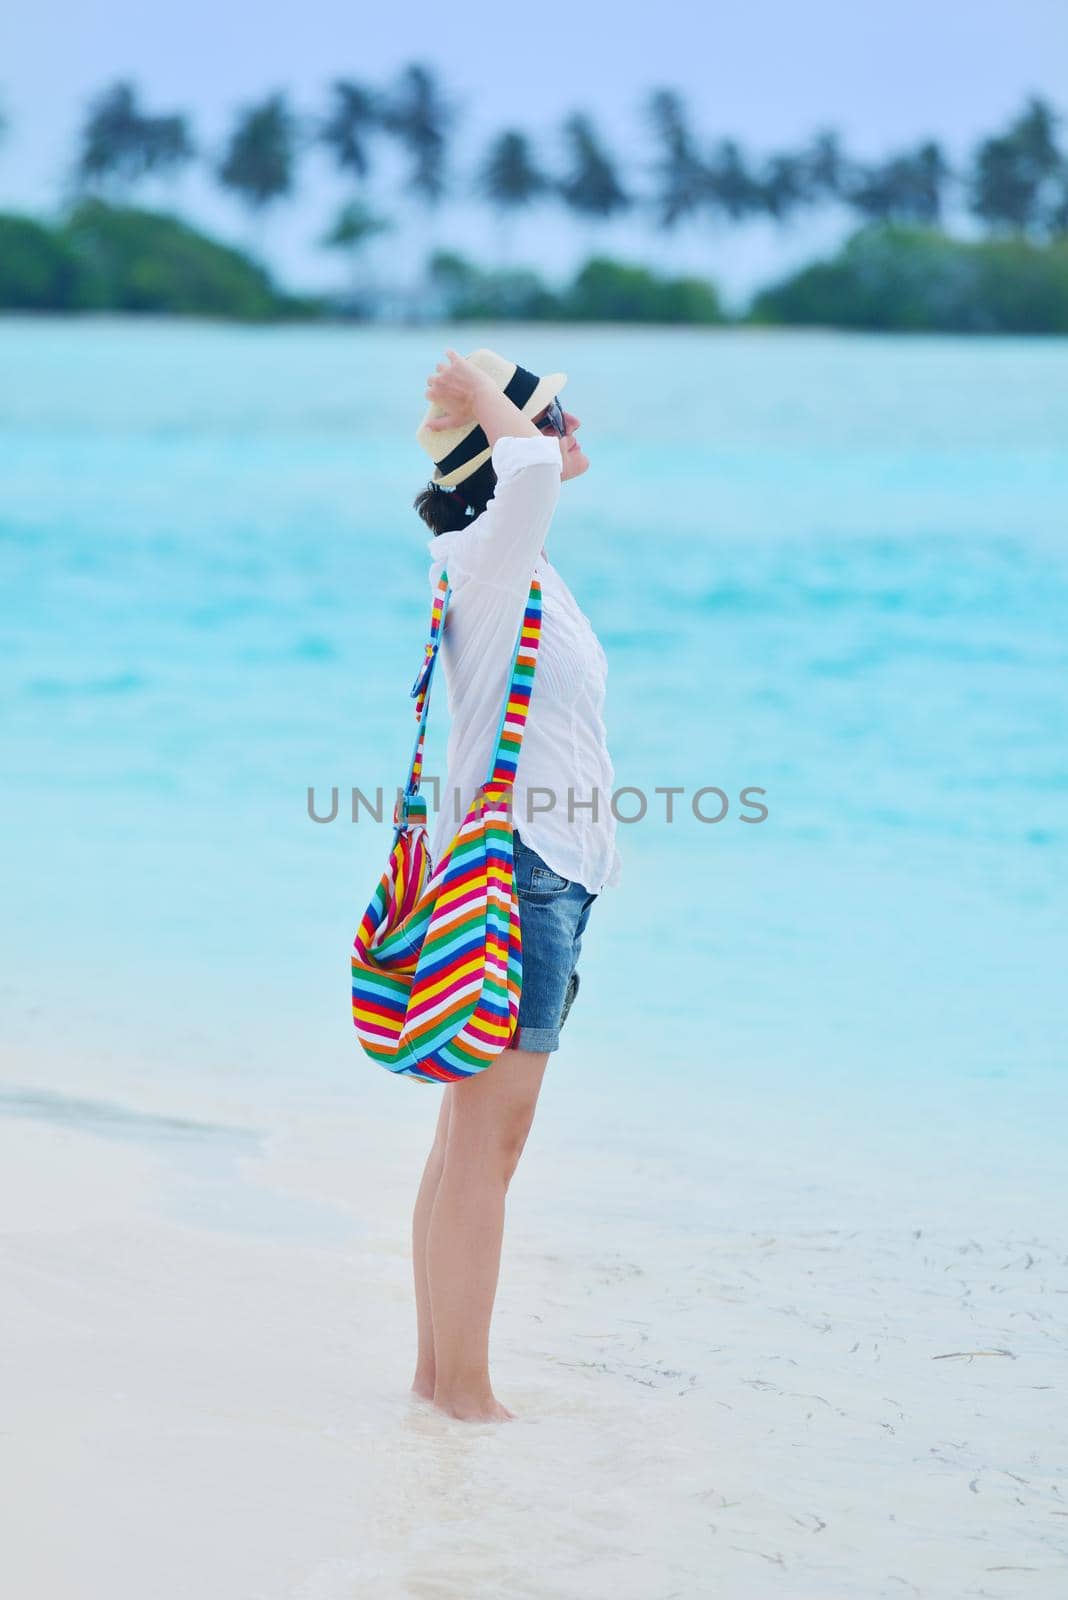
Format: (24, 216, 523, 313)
(1, 1064, 1065, 1599)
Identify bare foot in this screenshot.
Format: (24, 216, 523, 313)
(410, 1373, 436, 1403)
(432, 1389, 515, 1422)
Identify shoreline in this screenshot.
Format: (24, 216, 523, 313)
(3, 1056, 1064, 1599)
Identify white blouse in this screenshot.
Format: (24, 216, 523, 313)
(425, 433, 623, 894)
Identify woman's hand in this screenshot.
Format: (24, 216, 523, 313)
(423, 349, 493, 431)
(423, 347, 543, 450)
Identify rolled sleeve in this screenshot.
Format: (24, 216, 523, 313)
(489, 431, 564, 483)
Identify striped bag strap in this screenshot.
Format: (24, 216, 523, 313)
(396, 569, 543, 828)
(397, 570, 451, 823)
(484, 576, 543, 788)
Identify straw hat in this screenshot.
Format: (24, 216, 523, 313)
(415, 348, 568, 489)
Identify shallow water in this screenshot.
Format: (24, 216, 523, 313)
(2, 316, 1064, 1130)
(2, 322, 1067, 1594)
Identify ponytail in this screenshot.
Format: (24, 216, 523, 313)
(414, 459, 497, 536)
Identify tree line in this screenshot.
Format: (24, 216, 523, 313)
(3, 72, 1068, 330)
(2, 70, 1067, 282)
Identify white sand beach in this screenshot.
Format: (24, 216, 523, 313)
(2, 1059, 1064, 1600)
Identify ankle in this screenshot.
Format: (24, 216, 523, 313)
(433, 1372, 493, 1406)
(411, 1361, 436, 1395)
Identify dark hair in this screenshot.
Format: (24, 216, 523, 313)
(414, 459, 497, 535)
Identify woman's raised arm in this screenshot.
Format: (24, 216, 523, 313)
(453, 434, 563, 589)
(425, 350, 565, 591)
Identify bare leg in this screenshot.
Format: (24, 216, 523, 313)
(426, 1047, 550, 1422)
(410, 1089, 452, 1400)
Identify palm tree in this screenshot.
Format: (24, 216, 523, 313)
(77, 82, 139, 192)
(217, 92, 298, 251)
(848, 141, 950, 225)
(758, 152, 811, 225)
(321, 198, 392, 311)
(909, 142, 951, 224)
(802, 128, 848, 201)
(702, 139, 761, 223)
(75, 81, 194, 198)
(379, 63, 454, 302)
(380, 63, 453, 208)
(557, 112, 629, 260)
(970, 97, 1064, 237)
(645, 89, 706, 230)
(319, 80, 382, 184)
(316, 80, 391, 313)
(478, 130, 547, 261)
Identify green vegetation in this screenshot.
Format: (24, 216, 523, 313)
(750, 225, 1068, 334)
(1, 70, 1068, 328)
(426, 254, 562, 321)
(0, 202, 317, 320)
(6, 207, 1068, 331)
(564, 258, 723, 323)
(0, 215, 91, 310)
(426, 253, 723, 323)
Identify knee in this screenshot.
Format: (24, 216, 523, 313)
(497, 1112, 535, 1186)
(445, 1106, 536, 1188)
(427, 1133, 448, 1182)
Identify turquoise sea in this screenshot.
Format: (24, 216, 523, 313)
(1, 317, 1065, 1154)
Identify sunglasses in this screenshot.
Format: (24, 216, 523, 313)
(536, 396, 567, 437)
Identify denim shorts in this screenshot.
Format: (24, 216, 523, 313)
(506, 828, 598, 1054)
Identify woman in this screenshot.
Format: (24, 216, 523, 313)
(409, 347, 622, 1422)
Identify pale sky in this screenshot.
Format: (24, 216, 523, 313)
(1, 0, 1066, 302)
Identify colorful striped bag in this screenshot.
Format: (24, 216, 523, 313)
(351, 570, 542, 1083)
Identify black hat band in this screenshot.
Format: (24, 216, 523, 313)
(435, 363, 541, 480)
